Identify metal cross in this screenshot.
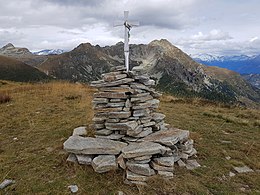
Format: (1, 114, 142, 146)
(114, 11, 139, 72)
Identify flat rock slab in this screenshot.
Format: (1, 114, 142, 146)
(105, 121, 138, 131)
(121, 141, 169, 158)
(140, 128, 189, 146)
(91, 78, 134, 88)
(63, 136, 127, 155)
(126, 162, 155, 176)
(153, 156, 179, 167)
(151, 161, 174, 172)
(94, 92, 128, 99)
(92, 155, 117, 173)
(234, 166, 254, 173)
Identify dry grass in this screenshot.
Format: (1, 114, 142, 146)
(0, 81, 259, 194)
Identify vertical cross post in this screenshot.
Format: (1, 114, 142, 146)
(114, 11, 139, 72)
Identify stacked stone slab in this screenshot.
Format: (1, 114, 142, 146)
(63, 66, 199, 185)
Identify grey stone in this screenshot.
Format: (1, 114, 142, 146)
(134, 155, 152, 161)
(140, 128, 190, 146)
(68, 185, 78, 193)
(122, 136, 139, 142)
(186, 160, 201, 170)
(107, 102, 125, 107)
(94, 92, 128, 99)
(126, 170, 149, 181)
(127, 125, 143, 136)
(72, 126, 87, 136)
(128, 159, 151, 164)
(234, 166, 254, 173)
(142, 122, 156, 127)
(93, 123, 105, 130)
(177, 159, 186, 167)
(180, 153, 189, 160)
(91, 78, 134, 88)
(103, 73, 127, 82)
(92, 97, 108, 104)
(126, 162, 155, 176)
(76, 154, 93, 165)
(0, 179, 15, 190)
(229, 172, 236, 177)
(133, 109, 150, 117)
(142, 79, 155, 86)
(134, 128, 153, 138)
(153, 156, 179, 167)
(92, 155, 117, 173)
(157, 171, 174, 178)
(106, 118, 120, 123)
(95, 134, 124, 140)
(105, 121, 138, 131)
(63, 136, 127, 155)
(92, 117, 106, 123)
(66, 153, 78, 163)
(117, 154, 126, 169)
(121, 141, 169, 158)
(109, 98, 125, 102)
(125, 99, 131, 108)
(131, 95, 153, 103)
(96, 111, 131, 119)
(130, 83, 150, 91)
(150, 161, 174, 172)
(95, 129, 113, 136)
(100, 86, 134, 93)
(94, 107, 123, 112)
(151, 113, 166, 122)
(130, 92, 151, 98)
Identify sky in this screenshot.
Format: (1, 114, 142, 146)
(0, 0, 259, 56)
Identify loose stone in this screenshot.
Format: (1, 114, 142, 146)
(92, 155, 117, 173)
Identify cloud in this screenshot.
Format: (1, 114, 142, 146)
(0, 0, 259, 56)
(191, 29, 233, 42)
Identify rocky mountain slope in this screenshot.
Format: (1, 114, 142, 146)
(0, 43, 47, 67)
(192, 54, 260, 74)
(242, 74, 260, 89)
(0, 55, 49, 82)
(39, 40, 260, 104)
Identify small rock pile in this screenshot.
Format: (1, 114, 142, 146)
(63, 66, 199, 185)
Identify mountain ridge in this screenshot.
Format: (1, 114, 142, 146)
(38, 39, 260, 105)
(192, 53, 260, 74)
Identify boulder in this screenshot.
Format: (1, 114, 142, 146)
(92, 155, 117, 173)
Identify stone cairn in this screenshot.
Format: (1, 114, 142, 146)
(63, 66, 199, 185)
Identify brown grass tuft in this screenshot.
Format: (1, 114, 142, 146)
(0, 93, 11, 104)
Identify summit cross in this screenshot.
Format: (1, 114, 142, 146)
(114, 11, 139, 72)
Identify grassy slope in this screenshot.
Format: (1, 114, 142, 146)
(0, 81, 259, 194)
(0, 55, 49, 82)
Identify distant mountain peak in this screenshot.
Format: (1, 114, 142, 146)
(2, 43, 15, 49)
(33, 49, 65, 56)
